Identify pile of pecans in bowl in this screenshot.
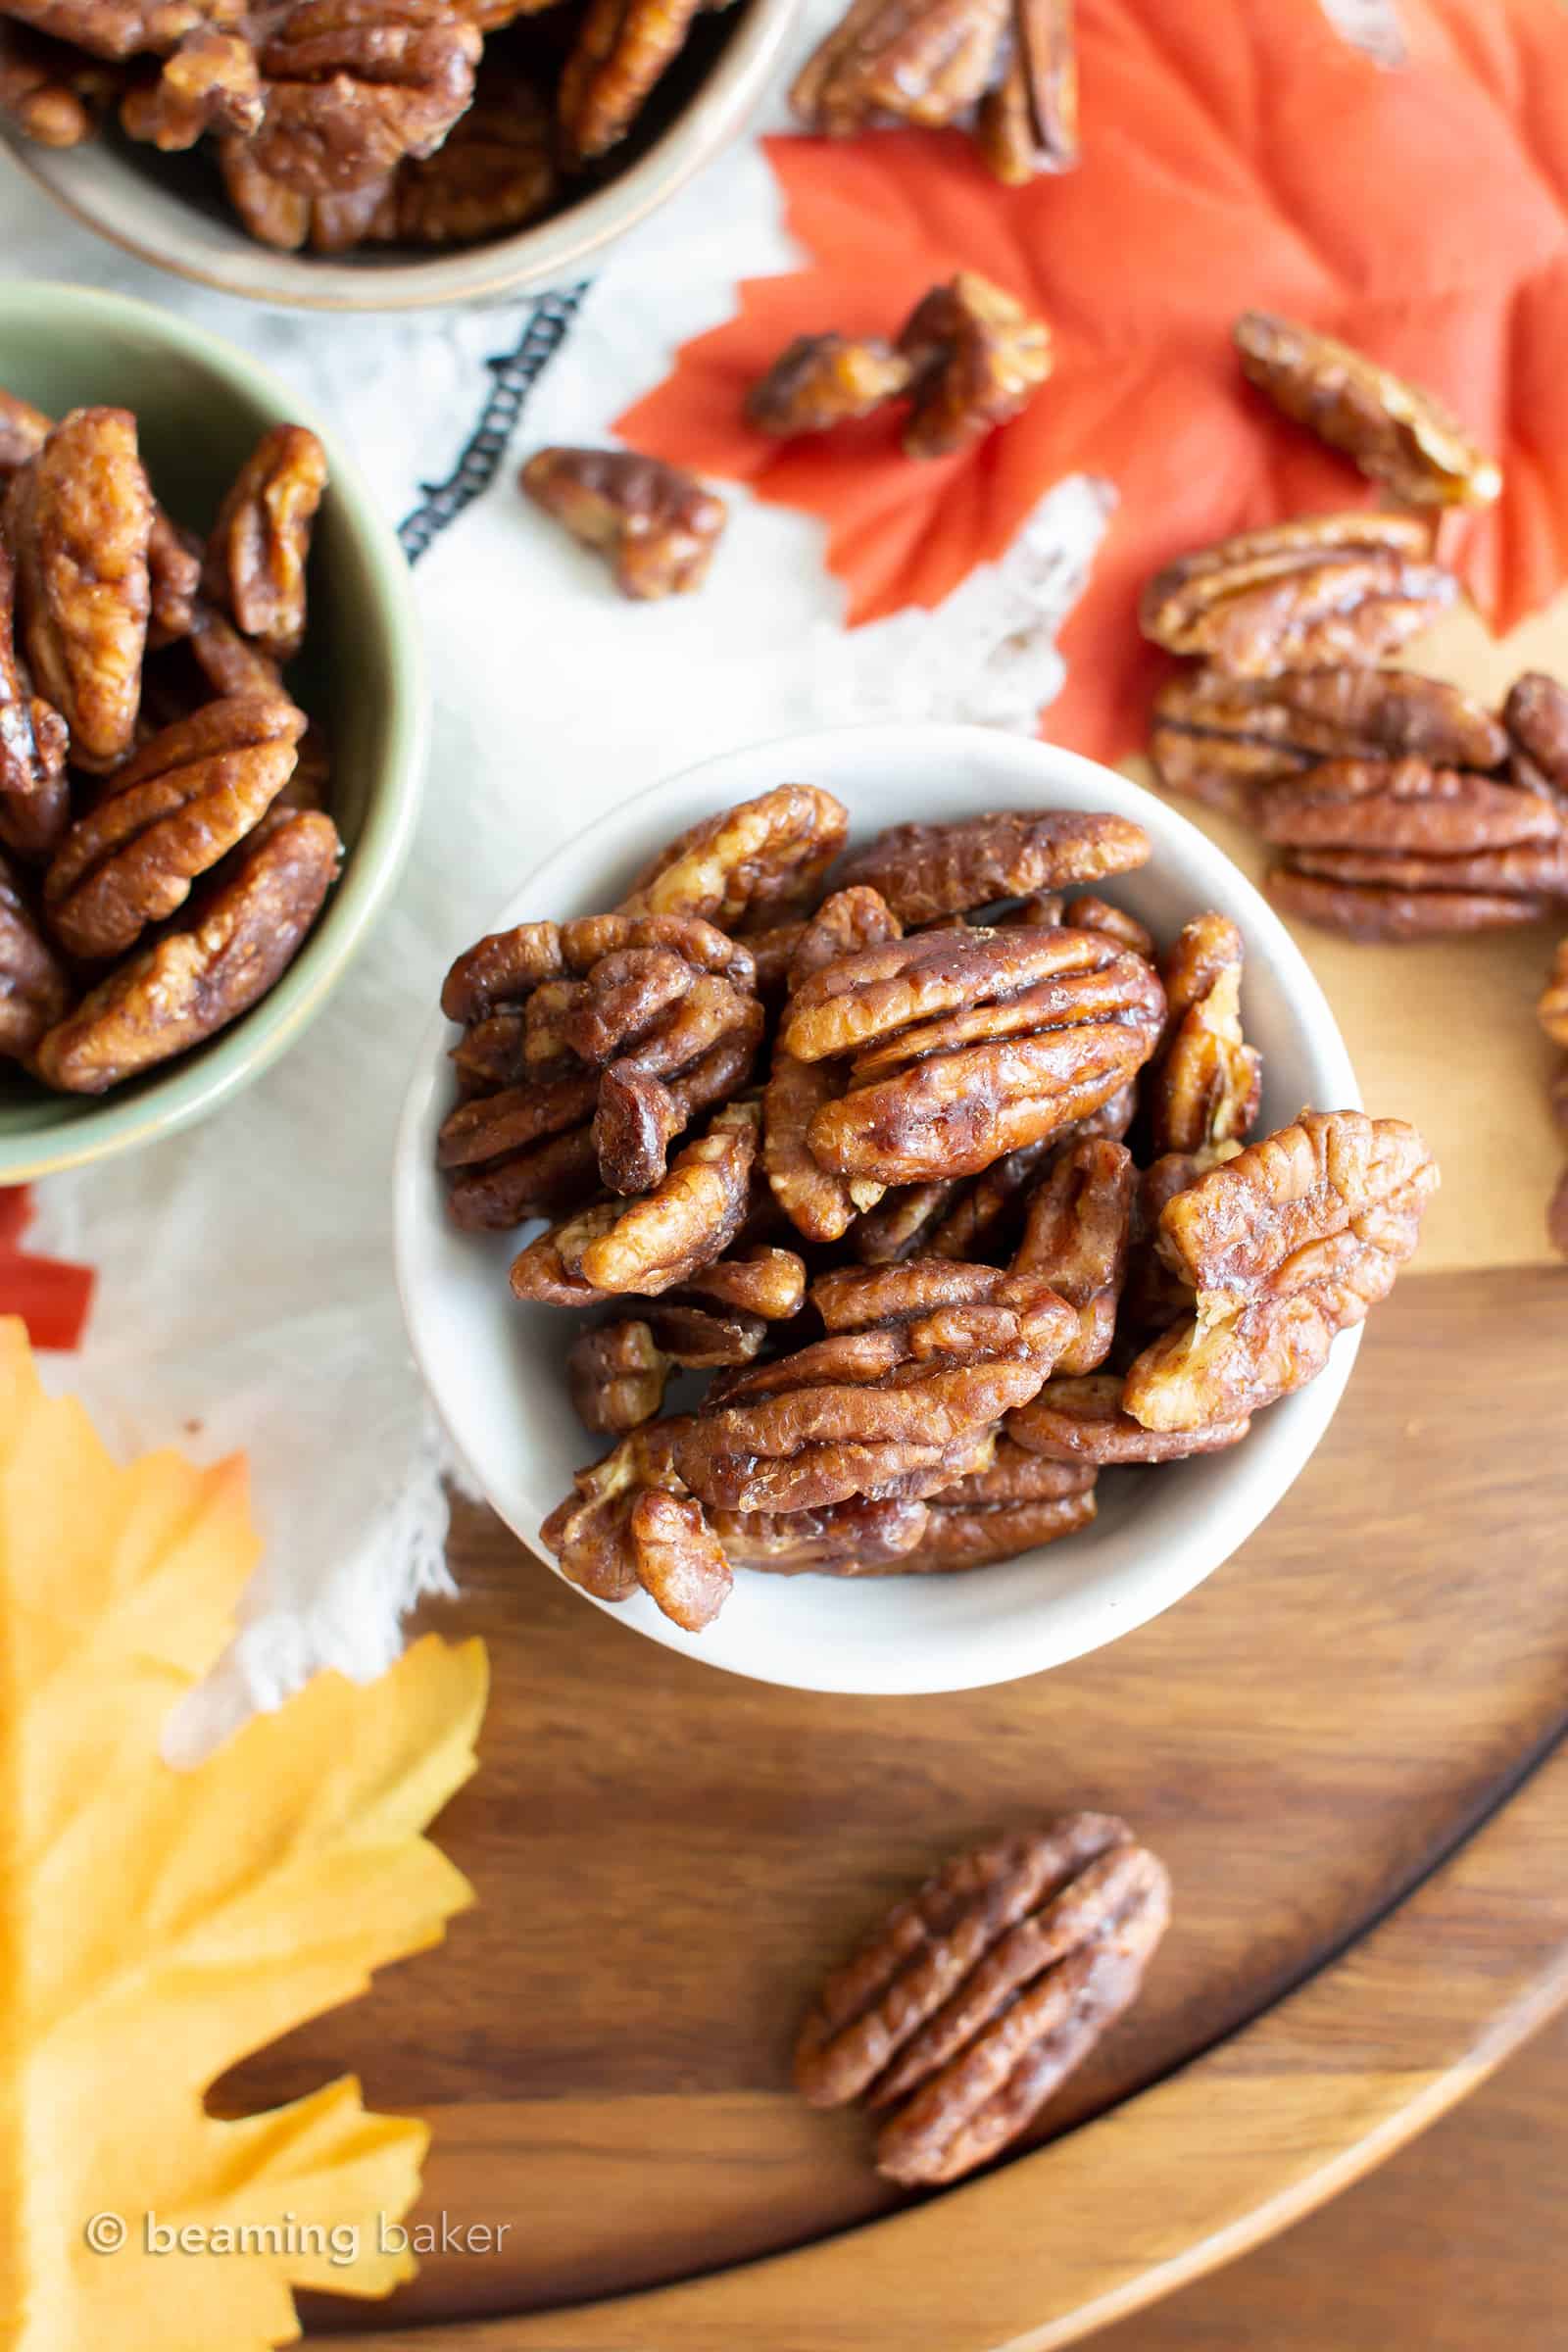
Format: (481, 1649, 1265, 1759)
(0, 0, 750, 256)
(435, 786, 1438, 1631)
(0, 389, 341, 1093)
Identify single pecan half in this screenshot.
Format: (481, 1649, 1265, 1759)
(620, 783, 849, 930)
(511, 1099, 759, 1298)
(974, 0, 1076, 182)
(1011, 1136, 1132, 1375)
(1234, 311, 1501, 510)
(1257, 757, 1560, 858)
(0, 849, 71, 1060)
(557, 0, 702, 164)
(746, 333, 914, 436)
(0, 17, 120, 140)
(0, 540, 70, 858)
(1140, 513, 1455, 677)
(119, 24, 261, 143)
(566, 1318, 670, 1435)
(834, 809, 1149, 925)
(32, 806, 339, 1092)
(200, 423, 327, 662)
(708, 1494, 933, 1575)
(250, 0, 479, 195)
(897, 272, 1052, 460)
(1266, 865, 1556, 943)
(521, 446, 726, 601)
(43, 693, 302, 960)
(1007, 1371, 1249, 1464)
(5, 405, 153, 773)
(217, 129, 399, 250)
(794, 1814, 1170, 2184)
(1123, 1109, 1438, 1432)
(906, 1434, 1097, 1569)
(0, 0, 241, 58)
(784, 925, 1164, 1186)
(764, 887, 903, 1243)
(1146, 912, 1261, 1157)
(790, 0, 1009, 135)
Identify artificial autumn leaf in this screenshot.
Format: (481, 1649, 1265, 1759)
(620, 0, 1568, 761)
(0, 1187, 94, 1349)
(0, 1317, 486, 2352)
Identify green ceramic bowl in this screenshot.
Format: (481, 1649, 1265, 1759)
(0, 281, 426, 1181)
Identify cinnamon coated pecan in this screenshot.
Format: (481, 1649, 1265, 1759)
(249, 0, 479, 195)
(42, 693, 301, 960)
(1147, 913, 1260, 1157)
(897, 272, 1052, 460)
(5, 405, 153, 772)
(621, 783, 849, 930)
(795, 1814, 1170, 2184)
(0, 540, 70, 858)
(0, 849, 71, 1059)
(746, 334, 914, 436)
(834, 808, 1149, 925)
(201, 424, 327, 662)
(557, 0, 702, 163)
(32, 806, 338, 1091)
(1123, 1109, 1438, 1432)
(119, 24, 260, 143)
(1140, 514, 1455, 678)
(784, 925, 1164, 1186)
(521, 447, 726, 601)
(1011, 1136, 1132, 1374)
(1234, 312, 1501, 510)
(1007, 1371, 1249, 1464)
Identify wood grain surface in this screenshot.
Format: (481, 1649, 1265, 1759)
(247, 1259, 1568, 2341)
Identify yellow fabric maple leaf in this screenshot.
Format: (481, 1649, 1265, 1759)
(0, 1317, 486, 2352)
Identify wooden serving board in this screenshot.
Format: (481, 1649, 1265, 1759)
(214, 1255, 1566, 2346)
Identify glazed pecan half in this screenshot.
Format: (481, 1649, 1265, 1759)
(32, 807, 339, 1092)
(906, 1435, 1097, 1569)
(747, 334, 914, 436)
(43, 694, 303, 960)
(119, 24, 260, 143)
(795, 1814, 1170, 2184)
(834, 808, 1149, 925)
(5, 404, 153, 773)
(539, 1416, 730, 1628)
(0, 540, 70, 858)
(1140, 513, 1454, 678)
(0, 386, 51, 477)
(1234, 312, 1501, 511)
(392, 68, 555, 241)
(620, 782, 850, 930)
(200, 423, 326, 661)
(217, 130, 399, 250)
(567, 1298, 768, 1435)
(784, 925, 1164, 1186)
(1123, 1109, 1438, 1432)
(1147, 913, 1261, 1157)
(974, 0, 1077, 182)
(521, 447, 727, 601)
(0, 849, 71, 1060)
(1257, 757, 1560, 859)
(763, 885, 903, 1243)
(250, 0, 480, 195)
(0, 0, 241, 58)
(1007, 1371, 1250, 1464)
(790, 0, 1009, 135)
(1011, 1135, 1132, 1375)
(1266, 864, 1561, 944)
(898, 272, 1052, 460)
(557, 0, 702, 164)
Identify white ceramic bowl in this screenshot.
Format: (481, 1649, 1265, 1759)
(395, 724, 1361, 1694)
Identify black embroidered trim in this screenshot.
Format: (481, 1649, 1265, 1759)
(398, 281, 591, 564)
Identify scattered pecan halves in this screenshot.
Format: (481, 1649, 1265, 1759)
(1011, 1136, 1132, 1375)
(898, 272, 1052, 460)
(250, 0, 480, 195)
(764, 885, 902, 1243)
(0, 540, 70, 858)
(557, 0, 702, 164)
(834, 808, 1149, 925)
(201, 423, 327, 662)
(32, 807, 339, 1092)
(521, 447, 726, 602)
(43, 693, 303, 961)
(5, 404, 153, 773)
(621, 782, 850, 929)
(794, 1814, 1170, 2186)
(0, 849, 71, 1060)
(1123, 1109, 1438, 1432)
(1140, 513, 1455, 678)
(1234, 311, 1501, 511)
(1148, 912, 1261, 1157)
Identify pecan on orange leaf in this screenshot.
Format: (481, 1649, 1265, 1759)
(897, 271, 1052, 459)
(747, 334, 913, 436)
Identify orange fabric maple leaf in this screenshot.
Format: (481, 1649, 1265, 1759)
(619, 0, 1568, 760)
(0, 1187, 93, 1349)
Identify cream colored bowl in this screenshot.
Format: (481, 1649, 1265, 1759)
(0, 0, 801, 312)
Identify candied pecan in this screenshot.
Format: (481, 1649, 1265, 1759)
(764, 888, 903, 1243)
(441, 1069, 600, 1175)
(1012, 1137, 1131, 1374)
(0, 541, 70, 859)
(5, 405, 153, 773)
(200, 424, 327, 662)
(43, 694, 302, 960)
(250, 0, 479, 195)
(1266, 865, 1554, 943)
(834, 809, 1148, 925)
(1257, 758, 1559, 858)
(1146, 913, 1260, 1158)
(1235, 312, 1501, 510)
(784, 927, 1163, 1186)
(897, 272, 1052, 460)
(593, 1060, 683, 1195)
(0, 850, 71, 1060)
(567, 1318, 669, 1434)
(446, 1123, 601, 1231)
(540, 1415, 690, 1604)
(557, 0, 701, 163)
(1540, 940, 1568, 1047)
(1007, 1372, 1248, 1464)
(217, 130, 398, 249)
(747, 334, 913, 436)
(1140, 514, 1455, 678)
(0, 0, 241, 58)
(627, 1488, 732, 1630)
(1060, 894, 1153, 959)
(1285, 840, 1568, 899)
(795, 1815, 1169, 2184)
(0, 387, 51, 476)
(392, 69, 554, 241)
(31, 807, 338, 1093)
(708, 1494, 932, 1574)
(574, 1099, 758, 1294)
(521, 447, 726, 602)
(145, 509, 202, 645)
(790, 0, 1009, 136)
(1505, 671, 1568, 808)
(682, 1241, 805, 1320)
(909, 1435, 1098, 1569)
(0, 18, 119, 140)
(622, 784, 849, 931)
(974, 0, 1076, 182)
(1123, 1109, 1438, 1432)
(744, 917, 808, 1004)
(119, 24, 260, 143)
